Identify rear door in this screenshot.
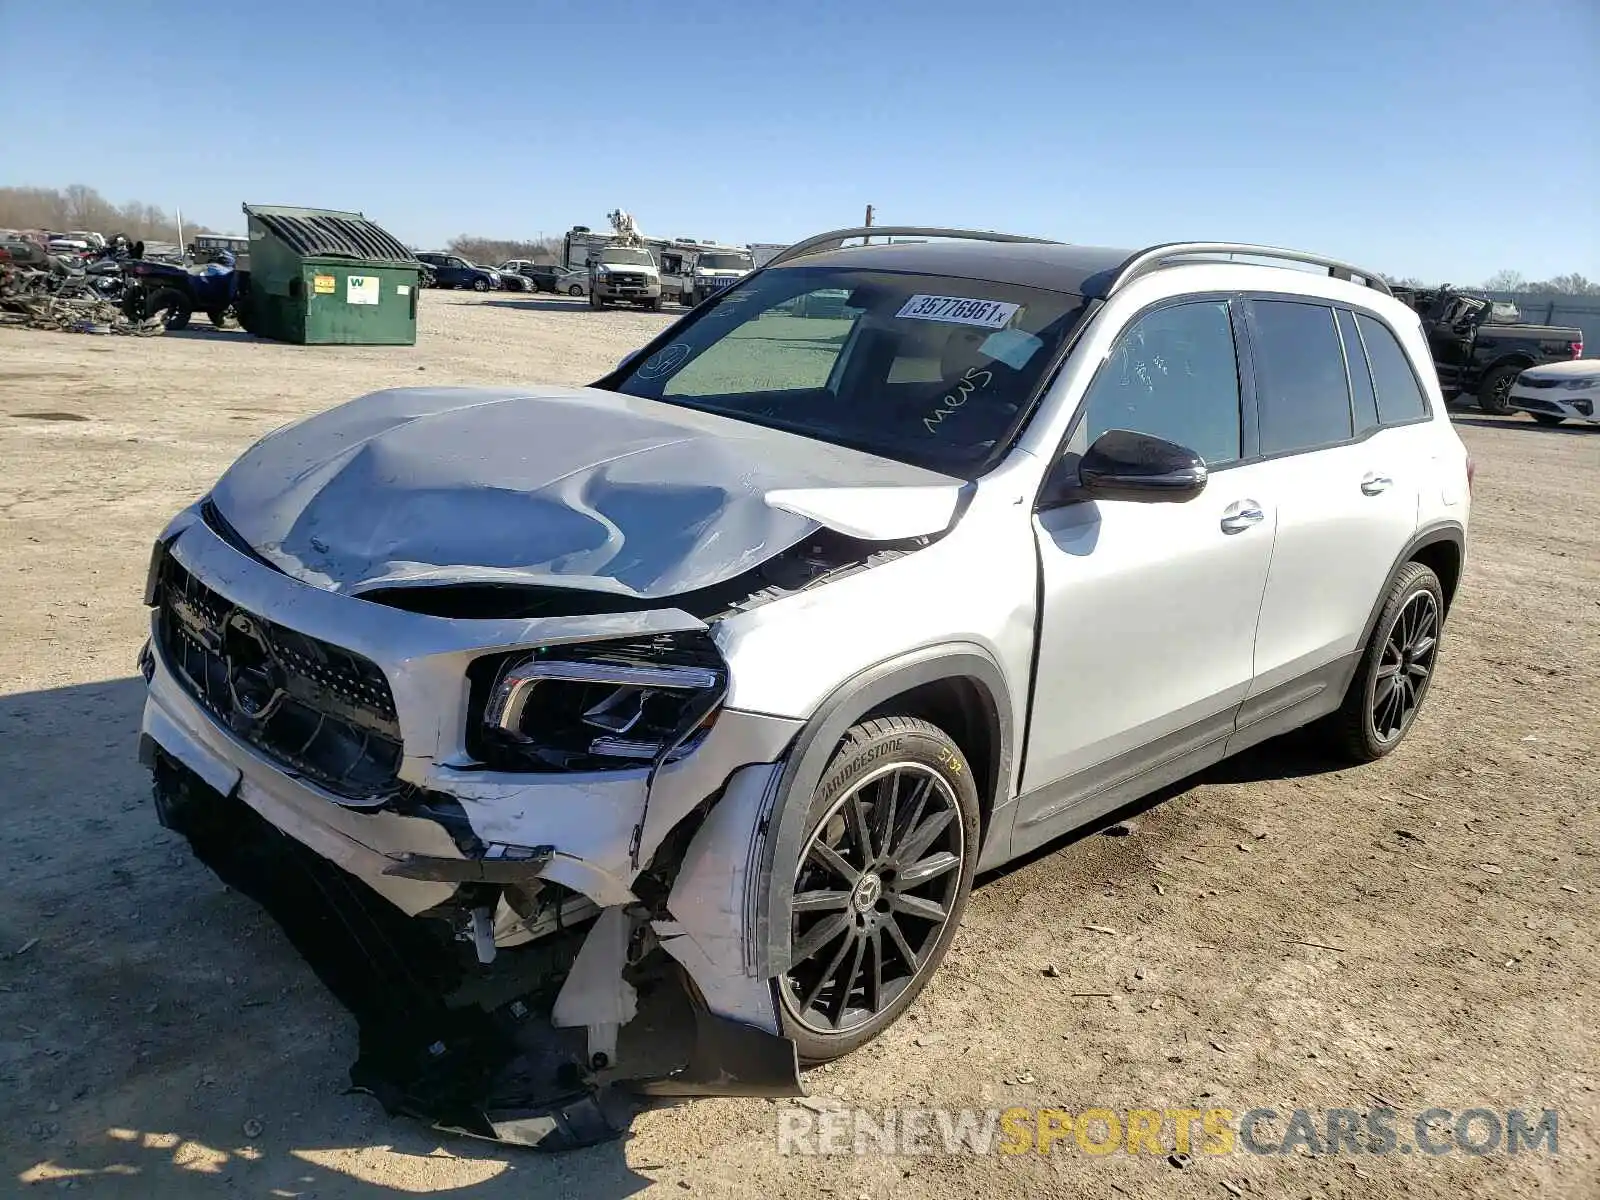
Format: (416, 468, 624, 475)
(1235, 299, 1420, 728)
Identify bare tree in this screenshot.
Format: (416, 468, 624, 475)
(1535, 272, 1599, 296)
(0, 184, 207, 243)
(444, 234, 562, 266)
(1482, 270, 1528, 293)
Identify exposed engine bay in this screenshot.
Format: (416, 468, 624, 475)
(148, 750, 798, 1148)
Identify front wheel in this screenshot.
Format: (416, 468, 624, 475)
(144, 287, 192, 331)
(568, 283, 583, 297)
(472, 277, 489, 292)
(778, 716, 979, 1064)
(1529, 412, 1565, 427)
(206, 307, 230, 329)
(1321, 562, 1444, 762)
(1478, 365, 1520, 414)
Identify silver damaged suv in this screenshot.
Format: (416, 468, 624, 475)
(139, 227, 1471, 1146)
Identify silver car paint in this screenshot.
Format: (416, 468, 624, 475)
(207, 385, 960, 597)
(140, 256, 1469, 1072)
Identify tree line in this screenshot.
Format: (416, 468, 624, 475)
(441, 234, 563, 266)
(1479, 270, 1600, 296)
(0, 185, 210, 244)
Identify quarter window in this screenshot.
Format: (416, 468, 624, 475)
(1251, 301, 1353, 455)
(1075, 301, 1242, 466)
(1336, 309, 1380, 435)
(1356, 313, 1431, 423)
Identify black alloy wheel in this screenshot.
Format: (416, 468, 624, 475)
(1323, 561, 1446, 762)
(780, 717, 979, 1061)
(1371, 587, 1440, 744)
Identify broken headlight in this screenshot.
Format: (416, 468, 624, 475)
(474, 633, 727, 771)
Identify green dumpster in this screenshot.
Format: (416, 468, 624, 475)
(241, 203, 421, 345)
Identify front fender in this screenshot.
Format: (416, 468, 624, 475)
(749, 642, 1014, 978)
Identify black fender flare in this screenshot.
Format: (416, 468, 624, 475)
(1354, 521, 1466, 658)
(751, 642, 1014, 978)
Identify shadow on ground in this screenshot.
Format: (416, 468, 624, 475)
(475, 298, 599, 314)
(1449, 414, 1597, 436)
(0, 677, 652, 1198)
(0, 671, 1346, 1195)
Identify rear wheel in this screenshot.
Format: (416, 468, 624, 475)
(778, 716, 979, 1064)
(1529, 412, 1565, 427)
(1322, 562, 1444, 763)
(568, 283, 583, 297)
(1477, 365, 1521, 414)
(206, 307, 230, 329)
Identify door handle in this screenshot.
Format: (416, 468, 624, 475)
(1220, 500, 1265, 534)
(1360, 472, 1394, 496)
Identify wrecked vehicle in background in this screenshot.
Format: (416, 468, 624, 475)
(139, 226, 1469, 1147)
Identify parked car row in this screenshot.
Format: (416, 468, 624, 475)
(414, 252, 503, 291)
(411, 252, 589, 297)
(499, 260, 589, 296)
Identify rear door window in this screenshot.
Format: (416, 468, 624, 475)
(1355, 313, 1431, 423)
(1250, 301, 1354, 455)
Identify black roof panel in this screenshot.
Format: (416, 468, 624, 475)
(768, 239, 1134, 297)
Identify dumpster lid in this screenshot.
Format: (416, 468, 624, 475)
(244, 204, 418, 265)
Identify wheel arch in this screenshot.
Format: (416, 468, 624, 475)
(751, 643, 1014, 978)
(1358, 522, 1465, 654)
(1481, 353, 1535, 384)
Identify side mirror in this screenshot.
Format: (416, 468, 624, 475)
(1076, 429, 1208, 503)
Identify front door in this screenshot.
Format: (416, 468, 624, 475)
(1424, 297, 1479, 392)
(1017, 299, 1274, 852)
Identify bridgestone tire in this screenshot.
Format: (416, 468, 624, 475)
(778, 716, 980, 1064)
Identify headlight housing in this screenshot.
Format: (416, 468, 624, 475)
(1561, 378, 1596, 391)
(471, 633, 726, 771)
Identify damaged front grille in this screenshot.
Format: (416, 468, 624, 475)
(154, 553, 404, 802)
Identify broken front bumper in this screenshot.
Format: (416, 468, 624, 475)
(138, 509, 808, 1143)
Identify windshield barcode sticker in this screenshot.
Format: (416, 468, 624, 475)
(897, 294, 1020, 329)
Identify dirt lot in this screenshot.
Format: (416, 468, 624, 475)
(1, 291, 1596, 1198)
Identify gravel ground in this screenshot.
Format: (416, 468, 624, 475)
(0, 291, 1596, 1198)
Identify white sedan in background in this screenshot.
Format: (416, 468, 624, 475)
(1509, 359, 1600, 426)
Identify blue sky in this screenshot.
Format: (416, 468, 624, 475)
(3, 0, 1595, 282)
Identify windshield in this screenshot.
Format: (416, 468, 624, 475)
(697, 252, 750, 271)
(600, 247, 654, 267)
(610, 266, 1088, 477)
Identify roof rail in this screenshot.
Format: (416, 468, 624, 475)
(765, 226, 1058, 268)
(1106, 242, 1392, 298)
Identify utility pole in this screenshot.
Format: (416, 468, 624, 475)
(863, 204, 874, 245)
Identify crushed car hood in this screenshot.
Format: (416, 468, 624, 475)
(209, 385, 963, 598)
